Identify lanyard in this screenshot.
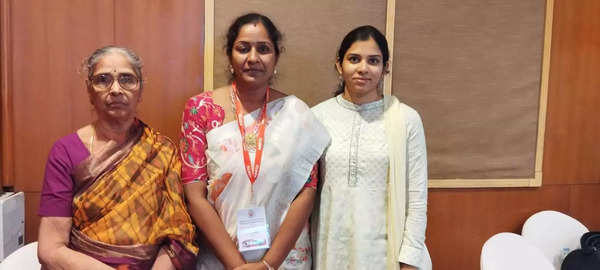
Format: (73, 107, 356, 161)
(230, 82, 270, 185)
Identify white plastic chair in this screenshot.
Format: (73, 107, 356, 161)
(0, 242, 41, 270)
(481, 232, 554, 270)
(522, 210, 589, 269)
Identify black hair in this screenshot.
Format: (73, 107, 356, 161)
(225, 13, 282, 58)
(334, 25, 389, 96)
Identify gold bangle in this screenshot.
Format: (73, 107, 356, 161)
(261, 259, 275, 270)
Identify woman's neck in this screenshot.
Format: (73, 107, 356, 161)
(93, 118, 135, 144)
(233, 81, 269, 112)
(342, 88, 382, 105)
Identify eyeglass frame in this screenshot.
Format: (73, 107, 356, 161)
(87, 72, 141, 92)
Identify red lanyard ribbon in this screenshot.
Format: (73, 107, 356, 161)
(231, 82, 270, 184)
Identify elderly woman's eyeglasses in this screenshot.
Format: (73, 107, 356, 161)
(89, 73, 140, 91)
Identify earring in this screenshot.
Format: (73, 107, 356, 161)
(228, 65, 234, 75)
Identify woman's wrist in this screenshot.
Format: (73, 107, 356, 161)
(261, 250, 283, 270)
(261, 259, 274, 270)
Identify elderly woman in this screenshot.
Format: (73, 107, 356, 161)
(37, 46, 198, 270)
(180, 13, 329, 270)
(311, 26, 432, 270)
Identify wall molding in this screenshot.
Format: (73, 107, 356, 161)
(1, 0, 14, 187)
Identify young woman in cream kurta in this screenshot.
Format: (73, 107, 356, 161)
(311, 25, 432, 270)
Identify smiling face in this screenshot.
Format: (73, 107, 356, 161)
(229, 22, 277, 89)
(87, 52, 142, 122)
(337, 37, 386, 102)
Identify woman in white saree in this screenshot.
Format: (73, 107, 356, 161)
(311, 25, 432, 270)
(179, 13, 329, 270)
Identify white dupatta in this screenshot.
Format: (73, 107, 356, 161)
(384, 95, 432, 270)
(200, 96, 330, 269)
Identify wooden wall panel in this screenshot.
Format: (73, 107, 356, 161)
(568, 185, 600, 229)
(10, 0, 114, 193)
(542, 0, 600, 185)
(427, 186, 600, 269)
(9, 0, 113, 191)
(24, 192, 41, 243)
(7, 0, 114, 241)
(1, 0, 14, 187)
(114, 0, 205, 141)
(427, 186, 570, 269)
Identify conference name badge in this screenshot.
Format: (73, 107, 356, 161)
(237, 207, 270, 252)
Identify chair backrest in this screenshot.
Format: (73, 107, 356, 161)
(522, 210, 589, 269)
(481, 232, 554, 270)
(0, 242, 41, 270)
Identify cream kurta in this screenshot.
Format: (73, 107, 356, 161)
(312, 95, 430, 270)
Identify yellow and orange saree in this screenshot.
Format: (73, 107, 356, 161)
(70, 121, 198, 269)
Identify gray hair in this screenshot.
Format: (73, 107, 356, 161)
(83, 45, 144, 89)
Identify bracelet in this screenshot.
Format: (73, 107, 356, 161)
(261, 259, 275, 270)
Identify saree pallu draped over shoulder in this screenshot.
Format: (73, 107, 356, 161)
(196, 96, 330, 270)
(70, 121, 198, 270)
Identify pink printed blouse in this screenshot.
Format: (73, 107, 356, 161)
(179, 91, 318, 188)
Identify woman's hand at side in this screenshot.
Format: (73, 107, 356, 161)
(184, 180, 246, 269)
(232, 262, 268, 270)
(260, 187, 316, 269)
(38, 217, 113, 270)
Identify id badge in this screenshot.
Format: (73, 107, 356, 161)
(237, 207, 270, 252)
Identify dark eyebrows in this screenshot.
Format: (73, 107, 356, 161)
(234, 41, 274, 47)
(346, 53, 382, 58)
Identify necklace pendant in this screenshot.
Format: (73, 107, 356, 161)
(244, 133, 257, 151)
